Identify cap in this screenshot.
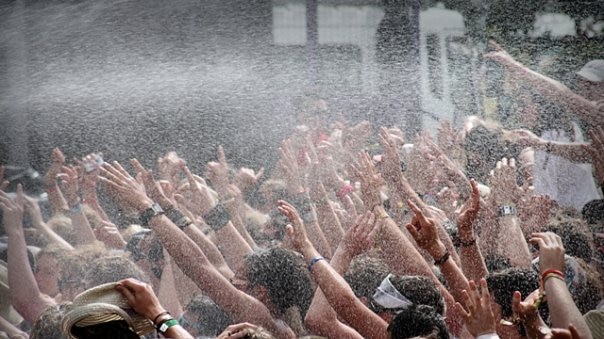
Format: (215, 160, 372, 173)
(62, 282, 156, 339)
(577, 60, 604, 82)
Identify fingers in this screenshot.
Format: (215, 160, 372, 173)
(16, 184, 24, 208)
(407, 199, 430, 226)
(218, 145, 228, 167)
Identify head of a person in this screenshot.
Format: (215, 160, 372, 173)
(243, 247, 313, 317)
(344, 254, 390, 303)
(370, 274, 445, 325)
(543, 219, 594, 263)
(387, 304, 449, 339)
(34, 244, 68, 297)
(486, 268, 539, 319)
(59, 243, 108, 301)
(61, 282, 155, 339)
(84, 256, 148, 289)
(30, 303, 70, 339)
(463, 119, 514, 183)
(47, 214, 76, 245)
(124, 230, 165, 282)
(576, 59, 604, 101)
(180, 294, 233, 337)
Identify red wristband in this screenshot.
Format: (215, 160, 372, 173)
(541, 269, 563, 281)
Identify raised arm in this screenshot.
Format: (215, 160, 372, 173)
(278, 200, 389, 339)
(484, 42, 604, 129)
(3, 185, 55, 323)
(456, 179, 488, 281)
(405, 200, 469, 304)
(24, 196, 73, 251)
(529, 232, 593, 339)
(44, 148, 69, 214)
(100, 161, 296, 338)
(305, 212, 378, 339)
(57, 165, 96, 245)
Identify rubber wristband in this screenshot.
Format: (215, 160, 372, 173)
(434, 251, 450, 266)
(153, 311, 170, 325)
(158, 318, 179, 333)
(307, 256, 325, 271)
(541, 269, 563, 281)
(543, 273, 565, 285)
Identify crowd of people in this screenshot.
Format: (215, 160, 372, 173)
(0, 43, 603, 339)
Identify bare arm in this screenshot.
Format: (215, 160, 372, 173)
(3, 185, 55, 323)
(457, 180, 488, 281)
(24, 196, 73, 251)
(305, 212, 377, 339)
(100, 162, 296, 338)
(278, 201, 389, 339)
(485, 46, 604, 129)
(529, 232, 592, 339)
(57, 165, 96, 245)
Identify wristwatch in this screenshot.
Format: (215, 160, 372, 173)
(498, 205, 517, 217)
(139, 203, 164, 226)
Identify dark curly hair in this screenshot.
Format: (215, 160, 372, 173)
(344, 254, 390, 300)
(387, 304, 449, 339)
(245, 247, 314, 317)
(389, 275, 445, 316)
(487, 268, 539, 318)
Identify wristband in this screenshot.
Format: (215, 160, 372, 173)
(433, 251, 450, 266)
(164, 207, 193, 230)
(139, 203, 164, 227)
(152, 311, 170, 325)
(542, 273, 565, 285)
(157, 318, 179, 333)
(307, 256, 325, 271)
(541, 269, 563, 281)
(203, 204, 231, 231)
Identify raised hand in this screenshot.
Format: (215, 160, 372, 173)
(277, 200, 312, 254)
(94, 220, 126, 249)
(0, 165, 9, 191)
(278, 139, 305, 194)
(405, 200, 444, 257)
(57, 165, 81, 207)
(46, 148, 65, 181)
(100, 161, 153, 212)
(341, 211, 380, 257)
(234, 166, 264, 192)
(0, 184, 25, 234)
(349, 151, 383, 210)
(455, 279, 497, 337)
(488, 157, 522, 206)
(175, 163, 215, 216)
(131, 159, 174, 210)
(511, 289, 542, 324)
(206, 146, 231, 196)
(456, 179, 480, 243)
(529, 232, 565, 274)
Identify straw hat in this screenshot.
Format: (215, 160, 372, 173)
(62, 282, 155, 338)
(584, 310, 604, 339)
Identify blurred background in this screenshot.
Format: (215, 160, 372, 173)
(0, 0, 602, 174)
